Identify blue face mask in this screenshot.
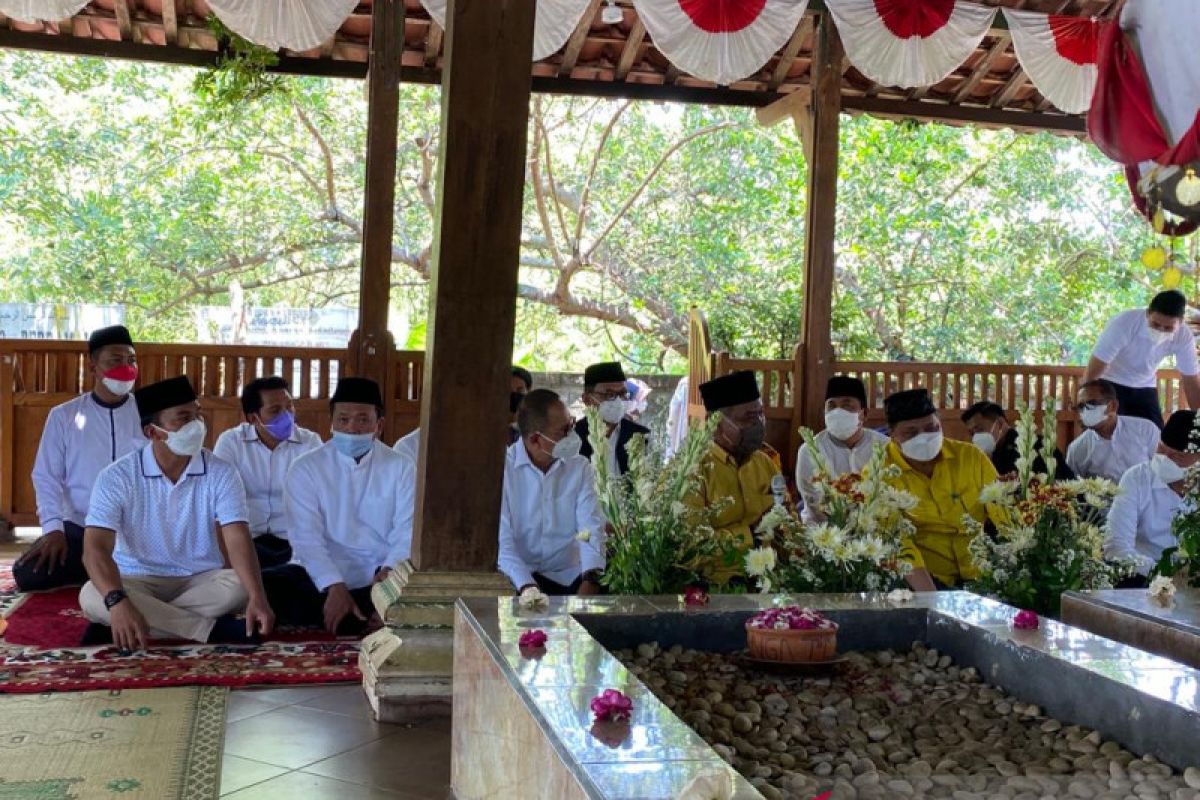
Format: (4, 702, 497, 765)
(331, 430, 374, 459)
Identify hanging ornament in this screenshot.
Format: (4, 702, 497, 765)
(1163, 266, 1184, 289)
(1177, 168, 1200, 207)
(1142, 247, 1168, 271)
(601, 0, 623, 24)
(1153, 208, 1167, 234)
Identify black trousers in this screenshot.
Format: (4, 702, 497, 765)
(1111, 383, 1164, 429)
(533, 572, 583, 596)
(13, 521, 89, 591)
(261, 564, 374, 636)
(253, 534, 293, 569)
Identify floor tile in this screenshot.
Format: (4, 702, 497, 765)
(233, 685, 349, 708)
(294, 684, 375, 719)
(226, 694, 286, 724)
(221, 771, 408, 799)
(219, 755, 290, 796)
(303, 725, 451, 797)
(224, 704, 391, 770)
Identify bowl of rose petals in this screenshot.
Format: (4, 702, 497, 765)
(745, 606, 838, 663)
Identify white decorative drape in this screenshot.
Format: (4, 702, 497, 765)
(205, 0, 360, 52)
(825, 0, 996, 88)
(631, 0, 809, 87)
(1004, 9, 1099, 115)
(0, 0, 88, 23)
(419, 0, 593, 62)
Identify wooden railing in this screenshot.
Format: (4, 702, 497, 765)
(1, 340, 424, 526)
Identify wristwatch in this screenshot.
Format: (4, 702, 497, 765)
(103, 589, 128, 610)
(581, 569, 604, 584)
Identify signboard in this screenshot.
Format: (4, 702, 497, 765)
(193, 306, 356, 348)
(0, 303, 124, 339)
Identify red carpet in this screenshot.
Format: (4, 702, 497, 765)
(0, 561, 364, 693)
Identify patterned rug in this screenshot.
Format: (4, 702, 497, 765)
(0, 685, 227, 799)
(0, 563, 363, 693)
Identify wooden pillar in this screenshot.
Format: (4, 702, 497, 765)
(412, 0, 536, 572)
(799, 13, 843, 431)
(348, 0, 403, 408)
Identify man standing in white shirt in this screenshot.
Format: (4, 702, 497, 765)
(795, 376, 889, 523)
(1105, 410, 1200, 582)
(214, 376, 322, 568)
(79, 376, 274, 649)
(1066, 380, 1160, 482)
(264, 377, 415, 635)
(1084, 290, 1200, 427)
(18, 325, 144, 591)
(498, 389, 607, 596)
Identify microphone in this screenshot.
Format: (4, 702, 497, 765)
(771, 474, 788, 509)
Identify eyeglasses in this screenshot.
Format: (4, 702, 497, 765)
(593, 390, 630, 402)
(1072, 402, 1106, 412)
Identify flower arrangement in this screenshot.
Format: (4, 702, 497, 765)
(744, 430, 916, 594)
(518, 629, 548, 649)
(588, 410, 740, 595)
(589, 689, 633, 723)
(967, 403, 1124, 617)
(517, 586, 549, 611)
(1012, 610, 1040, 630)
(746, 606, 836, 631)
(1149, 575, 1178, 607)
(683, 586, 710, 607)
(1152, 411, 1200, 587)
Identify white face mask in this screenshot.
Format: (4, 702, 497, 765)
(900, 431, 943, 462)
(972, 432, 997, 456)
(1079, 404, 1109, 429)
(542, 430, 583, 461)
(824, 408, 862, 441)
(156, 418, 206, 458)
(1151, 453, 1187, 484)
(599, 398, 627, 425)
(1145, 320, 1175, 346)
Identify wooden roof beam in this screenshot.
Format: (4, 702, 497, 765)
(953, 32, 1010, 104)
(424, 22, 443, 67)
(162, 0, 178, 45)
(559, 0, 601, 77)
(769, 15, 813, 91)
(844, 94, 1086, 136)
(615, 17, 645, 81)
(113, 0, 135, 42)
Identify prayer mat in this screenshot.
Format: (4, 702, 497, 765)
(0, 685, 227, 799)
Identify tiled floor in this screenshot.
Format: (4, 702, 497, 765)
(221, 685, 453, 799)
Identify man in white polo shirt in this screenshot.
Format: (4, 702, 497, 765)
(498, 389, 607, 596)
(17, 325, 144, 591)
(214, 376, 322, 568)
(263, 377, 415, 635)
(1066, 379, 1160, 482)
(1084, 290, 1200, 427)
(79, 376, 275, 649)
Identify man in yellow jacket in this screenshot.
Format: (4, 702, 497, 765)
(882, 388, 1000, 591)
(685, 370, 782, 586)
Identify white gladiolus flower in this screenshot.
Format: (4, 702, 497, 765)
(1149, 575, 1177, 607)
(744, 547, 777, 577)
(979, 481, 1017, 505)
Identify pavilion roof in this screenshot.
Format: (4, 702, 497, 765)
(0, 0, 1114, 136)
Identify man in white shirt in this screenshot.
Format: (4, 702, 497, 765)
(79, 376, 274, 649)
(1106, 410, 1200, 580)
(575, 361, 650, 477)
(214, 376, 322, 568)
(1084, 290, 1200, 427)
(264, 377, 415, 635)
(1066, 380, 1160, 482)
(498, 389, 607, 596)
(795, 376, 889, 523)
(394, 365, 532, 460)
(665, 377, 689, 458)
(18, 325, 144, 591)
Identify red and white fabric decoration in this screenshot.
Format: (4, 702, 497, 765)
(825, 0, 995, 88)
(0, 0, 88, 23)
(1003, 9, 1100, 115)
(205, 0, 359, 52)
(631, 0, 809, 87)
(420, 0, 593, 62)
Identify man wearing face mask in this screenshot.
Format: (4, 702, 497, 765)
(263, 377, 415, 635)
(79, 376, 274, 648)
(1105, 410, 1200, 582)
(961, 401, 1074, 480)
(18, 325, 145, 592)
(575, 362, 650, 477)
(684, 371, 782, 586)
(498, 389, 607, 596)
(1084, 290, 1200, 427)
(213, 377, 322, 569)
(796, 376, 888, 523)
(883, 389, 1001, 592)
(1066, 380, 1159, 482)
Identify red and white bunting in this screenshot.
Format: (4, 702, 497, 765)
(824, 0, 995, 88)
(631, 0, 809, 87)
(1004, 9, 1099, 115)
(205, 0, 360, 52)
(0, 0, 88, 23)
(419, 0, 593, 62)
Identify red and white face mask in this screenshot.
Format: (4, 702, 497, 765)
(101, 365, 138, 396)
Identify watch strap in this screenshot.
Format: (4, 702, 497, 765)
(103, 589, 128, 610)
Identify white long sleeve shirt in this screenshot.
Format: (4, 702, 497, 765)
(1065, 416, 1160, 482)
(31, 393, 145, 535)
(1092, 308, 1199, 388)
(795, 428, 890, 523)
(1105, 462, 1189, 575)
(497, 442, 607, 590)
(393, 428, 420, 462)
(285, 440, 415, 591)
(213, 422, 322, 539)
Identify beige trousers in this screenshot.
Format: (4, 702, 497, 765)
(79, 569, 248, 643)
